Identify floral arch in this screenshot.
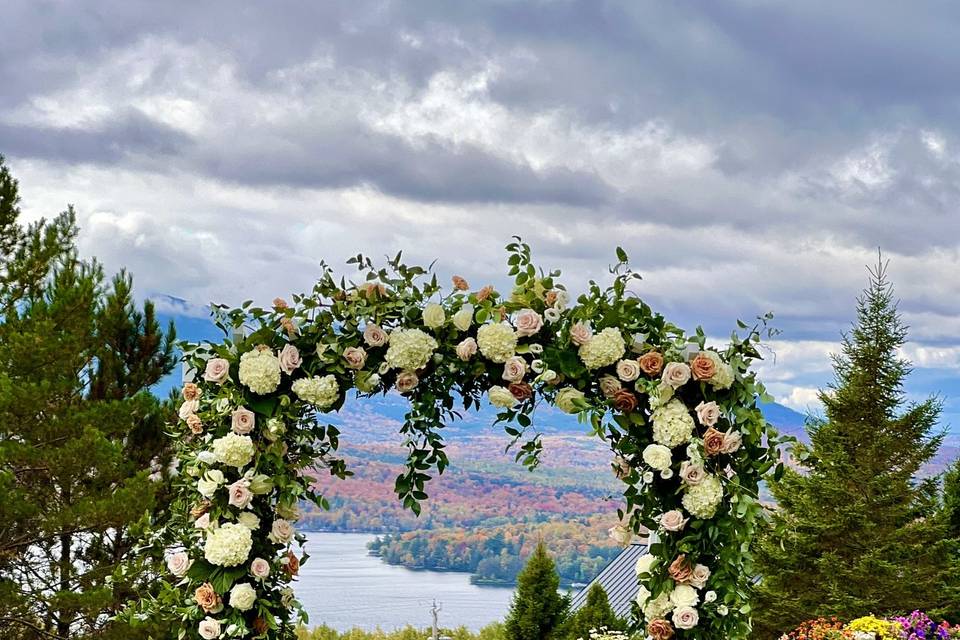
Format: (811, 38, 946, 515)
(136, 240, 787, 640)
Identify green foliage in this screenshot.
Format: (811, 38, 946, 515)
(753, 258, 960, 637)
(945, 459, 960, 539)
(504, 542, 570, 640)
(296, 622, 506, 640)
(0, 156, 177, 639)
(558, 583, 625, 640)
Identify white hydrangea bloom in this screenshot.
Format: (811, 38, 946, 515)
(238, 348, 281, 394)
(682, 474, 724, 519)
(384, 328, 439, 370)
(211, 433, 255, 469)
(291, 374, 339, 409)
(476, 323, 518, 363)
(642, 592, 674, 621)
(651, 399, 696, 447)
(578, 327, 626, 370)
(203, 522, 253, 567)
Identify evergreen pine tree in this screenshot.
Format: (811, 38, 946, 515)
(944, 459, 960, 539)
(505, 542, 570, 640)
(753, 258, 959, 637)
(0, 156, 177, 639)
(559, 583, 625, 640)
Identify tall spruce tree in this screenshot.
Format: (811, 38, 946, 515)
(559, 583, 625, 640)
(0, 156, 177, 639)
(505, 542, 570, 640)
(753, 258, 959, 637)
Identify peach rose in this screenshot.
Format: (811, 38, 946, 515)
(514, 309, 543, 337)
(669, 554, 693, 583)
(343, 346, 367, 369)
(395, 371, 419, 394)
(661, 362, 691, 389)
(363, 324, 388, 347)
(278, 344, 301, 374)
(689, 563, 710, 589)
(569, 322, 592, 346)
(227, 479, 253, 509)
(194, 583, 222, 613)
(280, 317, 297, 337)
(680, 461, 707, 486)
(179, 399, 199, 421)
(508, 382, 533, 401)
(502, 356, 527, 382)
(476, 285, 494, 302)
(599, 375, 622, 398)
(690, 351, 717, 381)
(182, 383, 200, 401)
(186, 413, 204, 434)
(647, 618, 675, 640)
(703, 426, 726, 456)
(283, 550, 300, 576)
(639, 351, 665, 376)
(721, 430, 742, 454)
(613, 389, 638, 413)
(660, 510, 689, 532)
(452, 275, 469, 291)
(231, 408, 255, 435)
(360, 282, 386, 298)
(456, 337, 477, 361)
(250, 557, 271, 579)
(272, 297, 289, 309)
(616, 359, 641, 382)
(203, 358, 230, 384)
(695, 401, 721, 427)
(544, 290, 558, 306)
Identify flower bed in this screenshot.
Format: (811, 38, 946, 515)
(782, 613, 960, 640)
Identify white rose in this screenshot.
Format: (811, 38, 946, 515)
(616, 359, 641, 382)
(636, 584, 651, 607)
(237, 512, 260, 530)
(229, 582, 257, 611)
(695, 401, 721, 427)
(553, 290, 570, 309)
(198, 617, 221, 640)
(670, 584, 700, 608)
(673, 605, 699, 630)
(197, 470, 225, 499)
(642, 471, 655, 484)
(250, 557, 270, 579)
(704, 590, 717, 603)
(635, 553, 656, 576)
(555, 387, 585, 414)
(642, 444, 672, 471)
(661, 468, 674, 479)
(422, 303, 446, 329)
(662, 362, 691, 389)
(514, 308, 543, 337)
(452, 304, 474, 331)
(501, 356, 527, 382)
(363, 323, 388, 347)
(488, 386, 517, 409)
(166, 551, 192, 578)
(456, 337, 477, 361)
(608, 523, 632, 545)
(269, 519, 295, 544)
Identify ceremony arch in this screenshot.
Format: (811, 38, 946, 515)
(136, 240, 787, 640)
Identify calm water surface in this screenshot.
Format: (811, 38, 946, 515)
(296, 532, 515, 631)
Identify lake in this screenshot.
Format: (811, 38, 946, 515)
(296, 531, 515, 631)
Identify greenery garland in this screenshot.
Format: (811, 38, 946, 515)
(125, 239, 788, 640)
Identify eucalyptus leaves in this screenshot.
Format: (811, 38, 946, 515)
(133, 239, 786, 640)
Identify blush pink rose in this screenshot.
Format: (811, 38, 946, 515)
(680, 461, 707, 486)
(363, 324, 388, 347)
(501, 356, 527, 382)
(231, 408, 255, 435)
(599, 375, 622, 398)
(721, 430, 742, 454)
(689, 563, 710, 589)
(278, 344, 302, 374)
(661, 362, 691, 389)
(250, 557, 271, 579)
(227, 479, 253, 509)
(167, 551, 193, 578)
(514, 309, 543, 337)
(570, 322, 593, 346)
(186, 413, 204, 435)
(660, 510, 689, 532)
(695, 401, 721, 427)
(395, 371, 419, 394)
(616, 359, 641, 382)
(203, 358, 230, 384)
(456, 338, 477, 361)
(343, 346, 367, 369)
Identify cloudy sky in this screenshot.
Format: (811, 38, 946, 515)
(3, 1, 960, 434)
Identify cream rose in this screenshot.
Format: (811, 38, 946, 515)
(608, 523, 632, 545)
(555, 387, 585, 414)
(228, 582, 257, 611)
(501, 356, 527, 382)
(363, 323, 388, 347)
(268, 519, 295, 545)
(635, 553, 656, 576)
(660, 510, 689, 532)
(642, 444, 672, 471)
(227, 479, 253, 509)
(198, 617, 221, 640)
(395, 371, 419, 394)
(661, 362, 691, 389)
(422, 303, 446, 329)
(237, 512, 260, 530)
(179, 399, 199, 421)
(166, 551, 192, 578)
(569, 322, 592, 346)
(456, 337, 477, 361)
(250, 557, 270, 579)
(599, 375, 622, 398)
(452, 304, 474, 331)
(695, 401, 721, 427)
(343, 346, 367, 369)
(488, 386, 517, 409)
(616, 359, 641, 382)
(231, 408, 255, 435)
(514, 309, 543, 337)
(278, 344, 301, 374)
(203, 358, 230, 384)
(670, 584, 699, 608)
